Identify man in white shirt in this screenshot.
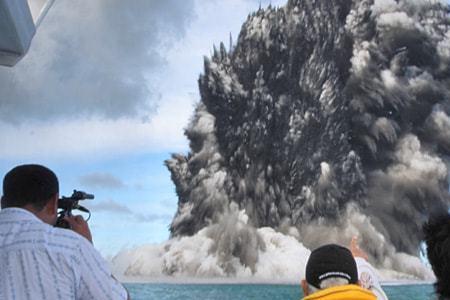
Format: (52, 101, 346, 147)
(0, 164, 130, 300)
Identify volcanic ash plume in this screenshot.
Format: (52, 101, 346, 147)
(114, 0, 450, 280)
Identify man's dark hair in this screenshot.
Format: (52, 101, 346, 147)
(2, 164, 59, 211)
(423, 213, 450, 298)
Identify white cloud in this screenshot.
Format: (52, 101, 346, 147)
(0, 94, 193, 160)
(79, 172, 126, 189)
(0, 0, 195, 123)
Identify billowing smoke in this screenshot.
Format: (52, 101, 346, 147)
(114, 0, 450, 280)
(113, 204, 311, 282)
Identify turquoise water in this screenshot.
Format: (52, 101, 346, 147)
(124, 283, 435, 300)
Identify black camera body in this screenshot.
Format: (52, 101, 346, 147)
(55, 190, 94, 228)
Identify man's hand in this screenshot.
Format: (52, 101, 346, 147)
(64, 215, 93, 243)
(350, 235, 368, 261)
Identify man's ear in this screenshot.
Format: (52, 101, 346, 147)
(45, 194, 58, 215)
(301, 279, 309, 296)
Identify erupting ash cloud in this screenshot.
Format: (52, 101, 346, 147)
(115, 0, 450, 280)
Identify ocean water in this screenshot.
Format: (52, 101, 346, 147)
(124, 283, 435, 300)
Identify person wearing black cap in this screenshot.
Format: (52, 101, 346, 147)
(301, 244, 376, 300)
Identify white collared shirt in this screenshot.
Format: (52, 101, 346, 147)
(355, 257, 389, 300)
(0, 207, 128, 300)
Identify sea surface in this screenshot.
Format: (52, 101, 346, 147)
(123, 283, 435, 300)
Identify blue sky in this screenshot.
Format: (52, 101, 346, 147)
(0, 0, 287, 257)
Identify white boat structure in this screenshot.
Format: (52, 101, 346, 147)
(0, 0, 54, 66)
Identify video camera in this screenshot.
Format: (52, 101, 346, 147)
(55, 190, 94, 228)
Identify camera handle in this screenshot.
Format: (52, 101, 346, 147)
(55, 210, 72, 229)
(55, 205, 91, 229)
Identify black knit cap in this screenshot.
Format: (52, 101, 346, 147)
(305, 244, 358, 289)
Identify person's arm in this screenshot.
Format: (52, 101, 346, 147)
(355, 257, 388, 300)
(65, 215, 130, 300)
(350, 236, 389, 300)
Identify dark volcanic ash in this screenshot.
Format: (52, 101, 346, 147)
(162, 0, 450, 279)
